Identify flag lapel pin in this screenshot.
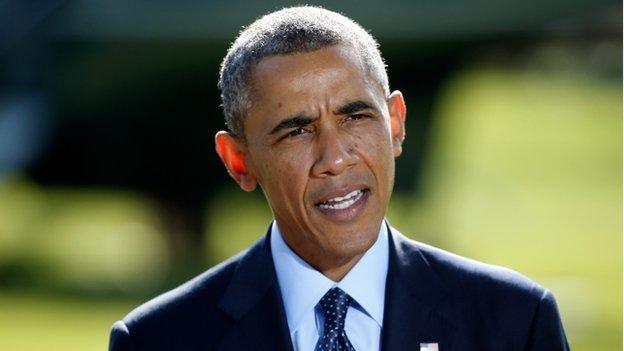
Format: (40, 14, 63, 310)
(420, 342, 439, 351)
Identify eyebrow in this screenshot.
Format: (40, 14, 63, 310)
(268, 100, 378, 135)
(269, 115, 316, 135)
(336, 100, 377, 115)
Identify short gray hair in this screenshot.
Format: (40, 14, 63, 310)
(218, 6, 390, 138)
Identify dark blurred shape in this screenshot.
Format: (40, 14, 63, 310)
(0, 94, 51, 176)
(0, 0, 64, 55)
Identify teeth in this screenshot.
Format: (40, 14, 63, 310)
(319, 189, 364, 210)
(327, 190, 360, 203)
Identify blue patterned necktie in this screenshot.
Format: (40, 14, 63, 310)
(315, 287, 356, 351)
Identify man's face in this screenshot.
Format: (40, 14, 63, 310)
(231, 45, 405, 269)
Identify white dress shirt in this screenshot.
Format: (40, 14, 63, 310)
(270, 221, 389, 351)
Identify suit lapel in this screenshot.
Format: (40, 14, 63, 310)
(381, 225, 458, 351)
(216, 228, 294, 351)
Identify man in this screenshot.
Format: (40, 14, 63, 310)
(109, 6, 569, 351)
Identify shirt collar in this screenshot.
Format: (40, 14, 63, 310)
(270, 220, 389, 333)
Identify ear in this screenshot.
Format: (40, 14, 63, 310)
(215, 131, 257, 192)
(387, 90, 407, 157)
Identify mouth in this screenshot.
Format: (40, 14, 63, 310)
(314, 188, 370, 221)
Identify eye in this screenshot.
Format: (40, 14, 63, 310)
(346, 113, 369, 122)
(284, 127, 309, 139)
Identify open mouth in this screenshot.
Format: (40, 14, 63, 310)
(314, 188, 369, 220)
(317, 189, 365, 209)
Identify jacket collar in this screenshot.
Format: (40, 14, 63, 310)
(217, 226, 294, 351)
(381, 224, 458, 351)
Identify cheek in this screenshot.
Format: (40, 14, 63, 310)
(354, 127, 393, 161)
(354, 129, 395, 190)
(260, 153, 310, 193)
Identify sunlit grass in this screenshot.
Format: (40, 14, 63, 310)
(0, 179, 169, 294)
(0, 292, 139, 351)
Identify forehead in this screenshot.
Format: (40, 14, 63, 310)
(252, 45, 369, 98)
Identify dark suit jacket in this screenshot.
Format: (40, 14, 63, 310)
(109, 224, 569, 350)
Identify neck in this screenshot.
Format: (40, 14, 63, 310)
(317, 253, 365, 281)
(273, 220, 378, 282)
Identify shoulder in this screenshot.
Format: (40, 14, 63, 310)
(391, 228, 549, 308)
(391, 228, 569, 348)
(128, 250, 244, 322)
(110, 248, 249, 349)
(421, 241, 542, 295)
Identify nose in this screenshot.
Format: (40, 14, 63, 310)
(311, 128, 358, 178)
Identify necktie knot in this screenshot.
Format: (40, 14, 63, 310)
(318, 287, 353, 337)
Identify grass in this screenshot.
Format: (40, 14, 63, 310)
(0, 292, 139, 351)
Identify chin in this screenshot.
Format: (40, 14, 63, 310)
(324, 229, 378, 259)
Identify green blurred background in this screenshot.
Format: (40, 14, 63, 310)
(0, 1, 621, 350)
